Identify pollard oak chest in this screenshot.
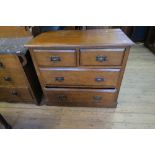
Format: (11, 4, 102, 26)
(26, 29, 134, 107)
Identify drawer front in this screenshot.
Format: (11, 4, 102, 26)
(33, 50, 77, 67)
(80, 48, 124, 66)
(40, 68, 120, 87)
(45, 88, 117, 107)
(0, 54, 20, 70)
(0, 69, 27, 87)
(0, 87, 33, 102)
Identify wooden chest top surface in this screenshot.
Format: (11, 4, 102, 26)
(25, 29, 134, 48)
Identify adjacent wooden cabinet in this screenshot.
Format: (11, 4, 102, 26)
(0, 26, 31, 38)
(26, 29, 134, 107)
(0, 51, 42, 104)
(0, 27, 43, 105)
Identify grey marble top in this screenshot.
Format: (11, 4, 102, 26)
(0, 37, 32, 54)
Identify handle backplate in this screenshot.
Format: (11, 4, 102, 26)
(57, 95, 67, 100)
(93, 96, 102, 101)
(96, 56, 107, 62)
(95, 77, 104, 82)
(51, 56, 61, 62)
(4, 77, 12, 81)
(11, 91, 18, 96)
(55, 77, 64, 82)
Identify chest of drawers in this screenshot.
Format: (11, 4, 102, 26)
(26, 29, 134, 107)
(0, 53, 42, 104)
(0, 38, 42, 104)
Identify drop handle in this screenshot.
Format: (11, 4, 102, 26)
(51, 56, 61, 62)
(93, 96, 102, 101)
(57, 95, 67, 100)
(95, 77, 104, 82)
(55, 77, 64, 82)
(3, 77, 12, 81)
(96, 56, 107, 62)
(11, 91, 18, 96)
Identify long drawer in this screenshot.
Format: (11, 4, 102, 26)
(80, 48, 124, 66)
(0, 87, 33, 102)
(45, 88, 117, 107)
(33, 49, 77, 67)
(0, 69, 27, 87)
(40, 68, 120, 88)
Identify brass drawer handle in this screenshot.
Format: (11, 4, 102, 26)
(95, 77, 104, 82)
(96, 56, 107, 62)
(11, 91, 18, 96)
(55, 77, 64, 82)
(57, 95, 67, 100)
(51, 56, 61, 62)
(0, 62, 4, 68)
(3, 77, 12, 81)
(93, 96, 102, 101)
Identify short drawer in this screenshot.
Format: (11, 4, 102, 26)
(0, 54, 20, 69)
(40, 68, 120, 88)
(45, 88, 117, 107)
(0, 87, 33, 102)
(80, 48, 124, 66)
(33, 49, 77, 67)
(0, 69, 27, 87)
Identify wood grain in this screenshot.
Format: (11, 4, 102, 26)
(33, 49, 77, 67)
(0, 69, 27, 87)
(40, 68, 120, 88)
(45, 88, 117, 107)
(0, 87, 33, 102)
(80, 48, 124, 66)
(25, 29, 134, 48)
(0, 26, 31, 38)
(0, 54, 20, 69)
